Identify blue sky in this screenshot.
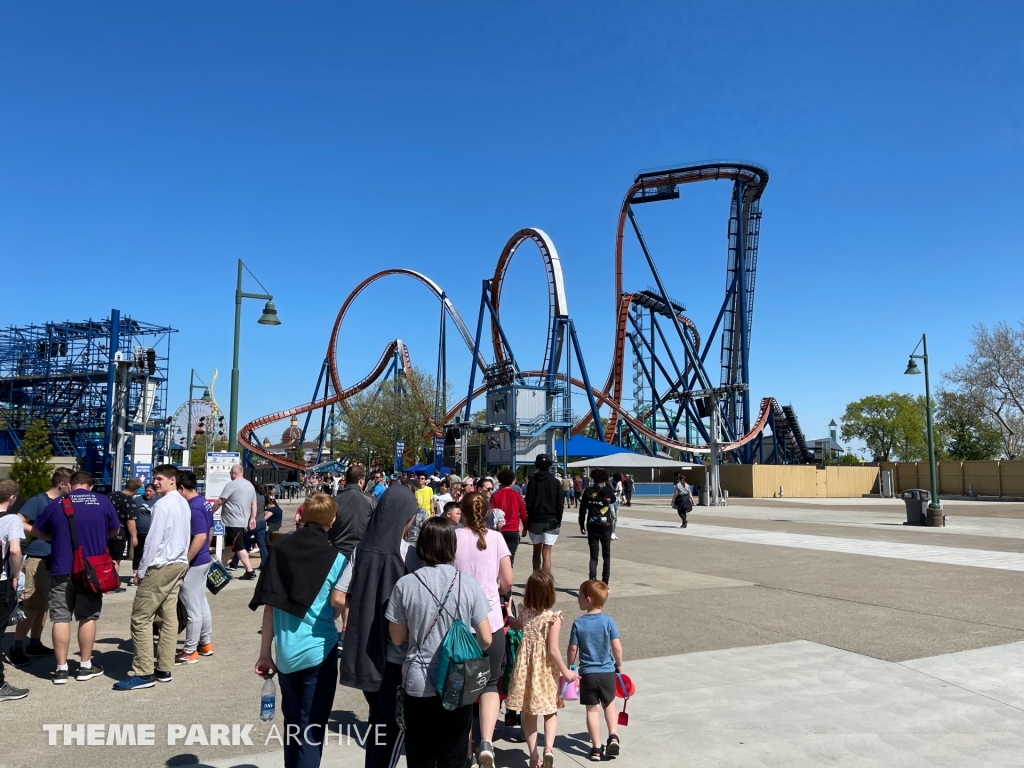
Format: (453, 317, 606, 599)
(2, 3, 1022, 454)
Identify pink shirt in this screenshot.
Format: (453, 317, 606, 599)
(454, 527, 511, 632)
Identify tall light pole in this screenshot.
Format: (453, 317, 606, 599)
(229, 259, 281, 453)
(904, 333, 943, 525)
(185, 369, 212, 466)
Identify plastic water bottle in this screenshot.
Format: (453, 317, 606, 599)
(260, 673, 276, 722)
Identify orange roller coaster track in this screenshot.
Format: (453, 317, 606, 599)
(239, 163, 804, 469)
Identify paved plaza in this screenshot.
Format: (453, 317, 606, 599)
(2, 496, 1023, 768)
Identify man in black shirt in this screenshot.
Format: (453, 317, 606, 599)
(524, 454, 563, 574)
(579, 468, 616, 584)
(108, 479, 140, 592)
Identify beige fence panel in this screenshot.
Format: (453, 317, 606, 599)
(824, 466, 879, 497)
(999, 461, 1024, 497)
(963, 461, 1001, 496)
(719, 465, 754, 498)
(938, 462, 964, 495)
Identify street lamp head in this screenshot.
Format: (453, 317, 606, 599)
(200, 388, 212, 402)
(904, 357, 921, 376)
(258, 300, 281, 326)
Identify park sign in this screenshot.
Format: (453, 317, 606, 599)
(206, 451, 240, 499)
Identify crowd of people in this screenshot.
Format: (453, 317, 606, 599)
(0, 456, 699, 768)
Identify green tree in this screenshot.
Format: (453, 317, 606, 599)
(838, 452, 863, 465)
(334, 368, 450, 469)
(840, 393, 928, 462)
(936, 390, 1003, 460)
(9, 419, 57, 497)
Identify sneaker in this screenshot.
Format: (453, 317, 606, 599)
(155, 670, 173, 683)
(227, 565, 240, 572)
(25, 642, 54, 657)
(76, 663, 104, 682)
(0, 682, 29, 701)
(6, 648, 30, 668)
(543, 751, 554, 768)
(52, 668, 69, 685)
(611, 534, 619, 540)
(197, 643, 215, 657)
(239, 570, 257, 581)
(605, 735, 620, 756)
(112, 675, 155, 691)
(477, 739, 494, 768)
(174, 650, 199, 665)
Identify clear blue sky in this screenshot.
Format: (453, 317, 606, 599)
(3, 3, 1022, 454)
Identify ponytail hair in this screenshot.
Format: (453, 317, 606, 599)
(460, 491, 489, 550)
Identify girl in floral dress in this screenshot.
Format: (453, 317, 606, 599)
(507, 570, 577, 768)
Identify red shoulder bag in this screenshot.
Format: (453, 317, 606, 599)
(60, 497, 121, 594)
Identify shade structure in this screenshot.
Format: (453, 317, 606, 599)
(560, 435, 633, 459)
(567, 454, 698, 470)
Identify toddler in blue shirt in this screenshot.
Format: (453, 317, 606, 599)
(567, 580, 624, 761)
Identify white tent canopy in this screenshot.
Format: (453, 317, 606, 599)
(567, 454, 698, 469)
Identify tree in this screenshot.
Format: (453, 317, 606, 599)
(840, 393, 928, 462)
(333, 368, 450, 469)
(944, 321, 1024, 459)
(838, 452, 863, 465)
(935, 390, 1003, 460)
(9, 419, 57, 497)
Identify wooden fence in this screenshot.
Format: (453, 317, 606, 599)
(717, 465, 879, 498)
(876, 460, 1024, 498)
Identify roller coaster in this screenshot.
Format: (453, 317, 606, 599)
(239, 162, 814, 471)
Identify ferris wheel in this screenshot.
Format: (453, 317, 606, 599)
(170, 370, 226, 455)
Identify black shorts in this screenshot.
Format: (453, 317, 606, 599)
(225, 526, 248, 553)
(108, 538, 131, 561)
(579, 672, 616, 707)
(482, 626, 506, 695)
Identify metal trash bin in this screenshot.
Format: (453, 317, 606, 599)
(902, 489, 930, 525)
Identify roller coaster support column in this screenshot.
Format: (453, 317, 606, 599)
(627, 207, 713, 392)
(464, 281, 489, 424)
(735, 182, 752, 459)
(435, 293, 447, 424)
(568, 319, 604, 442)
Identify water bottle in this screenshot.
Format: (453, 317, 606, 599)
(260, 673, 276, 722)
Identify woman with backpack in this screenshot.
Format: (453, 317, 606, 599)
(671, 473, 693, 528)
(386, 516, 492, 768)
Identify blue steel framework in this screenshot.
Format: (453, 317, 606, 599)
(0, 310, 176, 480)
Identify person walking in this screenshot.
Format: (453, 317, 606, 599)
(176, 471, 215, 665)
(0, 479, 28, 701)
(212, 465, 258, 580)
(579, 470, 615, 585)
(339, 483, 419, 768)
(253, 493, 347, 768)
(492, 469, 527, 568)
(506, 570, 577, 768)
(524, 455, 563, 574)
(671, 473, 693, 528)
(328, 465, 376, 560)
(114, 465, 191, 690)
(31, 471, 120, 684)
(385, 516, 492, 768)
(623, 475, 634, 508)
(8, 467, 71, 667)
(454, 492, 513, 768)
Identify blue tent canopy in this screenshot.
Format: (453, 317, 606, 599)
(560, 435, 634, 459)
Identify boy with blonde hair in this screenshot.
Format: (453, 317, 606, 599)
(567, 580, 624, 761)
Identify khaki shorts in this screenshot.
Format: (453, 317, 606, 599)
(49, 575, 103, 623)
(21, 556, 50, 611)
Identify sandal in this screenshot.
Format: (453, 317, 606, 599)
(543, 750, 555, 768)
(606, 735, 620, 756)
(589, 745, 603, 761)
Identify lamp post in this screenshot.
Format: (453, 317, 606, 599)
(904, 333, 943, 525)
(229, 259, 281, 453)
(185, 369, 212, 466)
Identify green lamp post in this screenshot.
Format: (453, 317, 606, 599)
(904, 333, 943, 525)
(229, 259, 281, 453)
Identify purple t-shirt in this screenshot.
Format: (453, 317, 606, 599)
(34, 490, 120, 576)
(188, 495, 214, 567)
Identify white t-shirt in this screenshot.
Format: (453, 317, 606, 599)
(432, 493, 452, 517)
(0, 513, 26, 581)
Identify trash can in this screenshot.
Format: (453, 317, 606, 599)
(902, 489, 930, 525)
(698, 486, 709, 507)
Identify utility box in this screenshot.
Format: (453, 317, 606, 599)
(879, 471, 894, 498)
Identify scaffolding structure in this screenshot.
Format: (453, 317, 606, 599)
(0, 309, 177, 481)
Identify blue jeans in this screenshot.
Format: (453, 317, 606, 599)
(254, 524, 269, 569)
(279, 646, 338, 768)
